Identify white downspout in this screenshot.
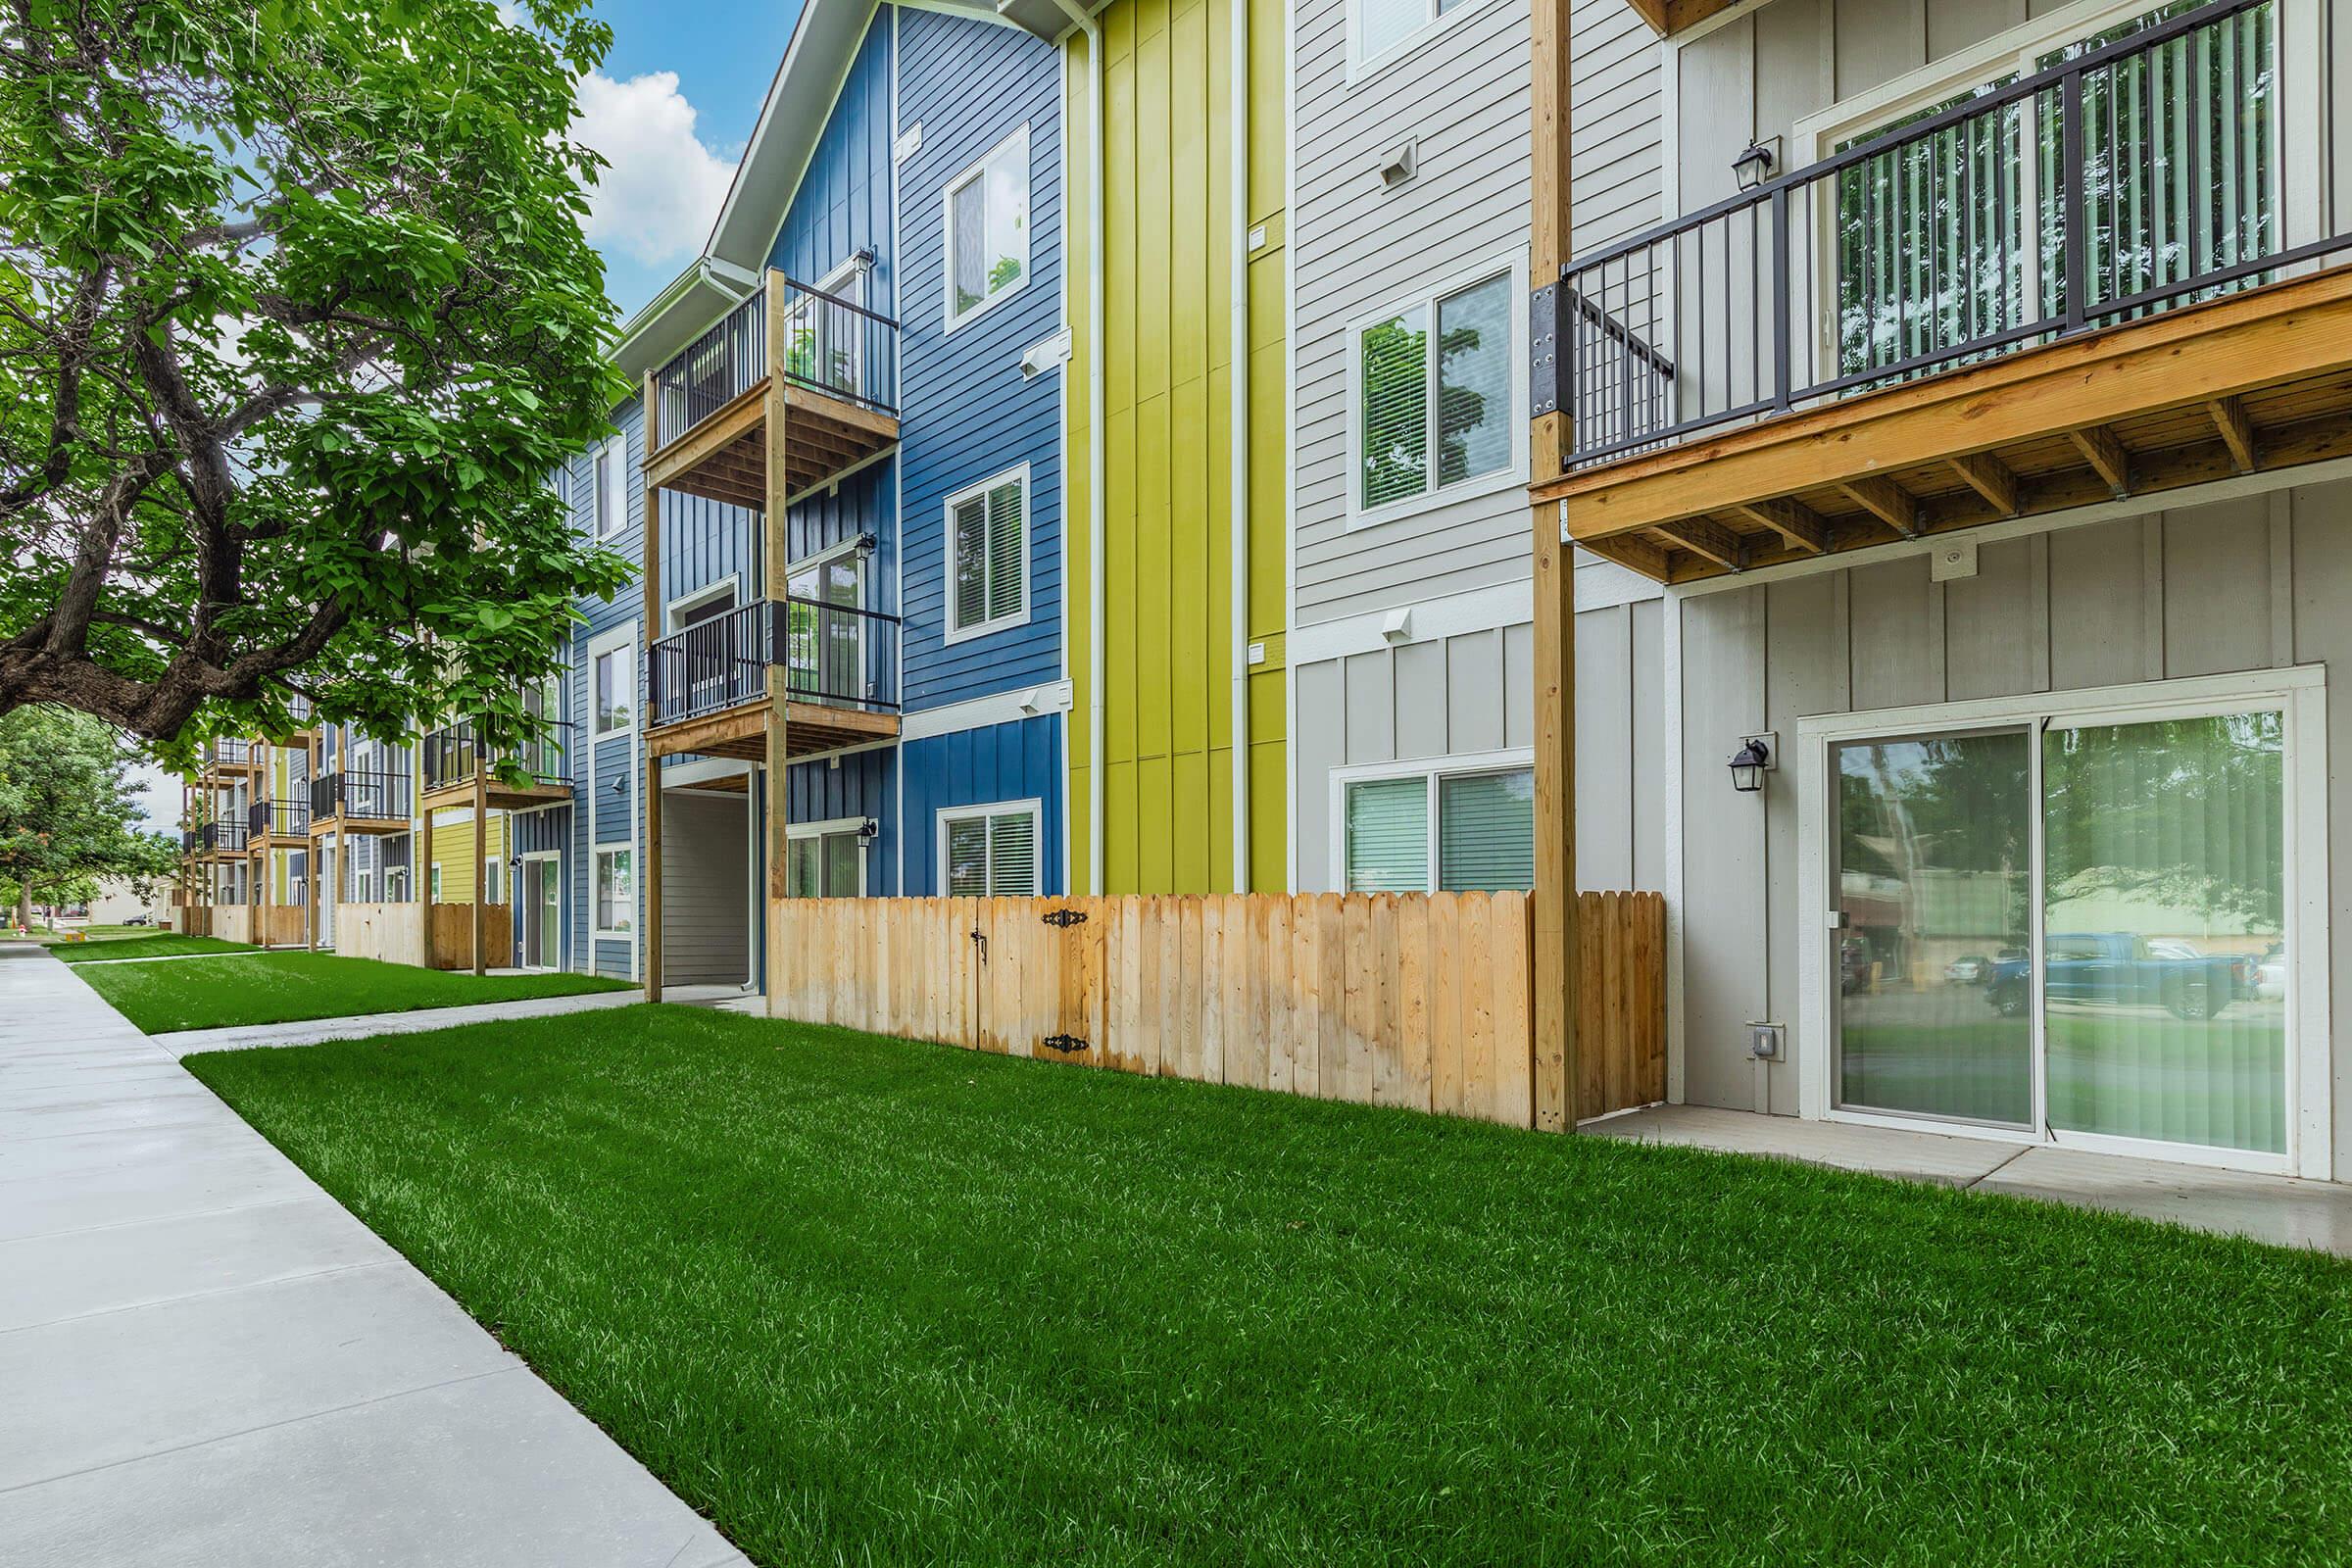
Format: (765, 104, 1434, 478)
(1227, 0, 1251, 893)
(1052, 0, 1108, 895)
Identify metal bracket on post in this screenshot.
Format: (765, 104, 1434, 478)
(1040, 1034, 1088, 1054)
(1041, 907, 1088, 928)
(1529, 278, 1560, 419)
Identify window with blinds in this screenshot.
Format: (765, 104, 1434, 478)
(941, 804, 1041, 897)
(946, 467, 1027, 640)
(945, 127, 1030, 328)
(787, 828, 865, 899)
(1354, 268, 1515, 515)
(1343, 766, 1535, 893)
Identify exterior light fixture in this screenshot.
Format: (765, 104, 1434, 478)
(858, 817, 880, 842)
(611, 776, 627, 795)
(1732, 140, 1776, 192)
(1730, 738, 1771, 793)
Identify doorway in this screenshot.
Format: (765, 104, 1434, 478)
(520, 854, 562, 971)
(1807, 671, 2324, 1176)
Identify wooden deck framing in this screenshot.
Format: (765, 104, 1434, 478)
(1538, 265, 2352, 585)
(645, 700, 900, 763)
(418, 774, 570, 815)
(641, 375, 899, 513)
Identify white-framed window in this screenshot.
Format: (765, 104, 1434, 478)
(1349, 0, 1498, 79)
(428, 861, 444, 904)
(592, 437, 623, 540)
(784, 542, 871, 698)
(590, 632, 634, 736)
(943, 126, 1031, 331)
(780, 257, 870, 401)
(594, 847, 634, 935)
(1348, 254, 1527, 526)
(1332, 752, 1535, 894)
(938, 800, 1042, 897)
(787, 816, 870, 899)
(944, 464, 1029, 643)
(483, 855, 503, 906)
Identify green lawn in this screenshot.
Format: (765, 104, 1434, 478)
(79, 950, 629, 1032)
(184, 1005, 2352, 1567)
(50, 933, 258, 965)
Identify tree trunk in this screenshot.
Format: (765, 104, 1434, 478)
(16, 884, 30, 931)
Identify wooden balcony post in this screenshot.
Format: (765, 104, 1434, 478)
(763, 271, 792, 1011)
(643, 368, 664, 1003)
(1530, 0, 1579, 1132)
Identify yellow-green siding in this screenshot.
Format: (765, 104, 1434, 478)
(1065, 0, 1288, 894)
(422, 809, 510, 905)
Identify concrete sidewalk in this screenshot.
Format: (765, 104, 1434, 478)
(0, 946, 749, 1567)
(155, 982, 750, 1057)
(1592, 1102, 2352, 1255)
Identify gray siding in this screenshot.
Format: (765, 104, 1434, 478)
(659, 789, 751, 987)
(1294, 602, 1657, 892)
(1673, 479, 2352, 1180)
(1293, 0, 1660, 627)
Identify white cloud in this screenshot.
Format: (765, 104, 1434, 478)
(572, 71, 736, 269)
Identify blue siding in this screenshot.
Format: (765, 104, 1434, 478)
(770, 21, 896, 305)
(787, 748, 898, 897)
(896, 7, 1065, 711)
(900, 716, 1064, 895)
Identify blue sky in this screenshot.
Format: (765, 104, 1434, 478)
(578, 0, 811, 318)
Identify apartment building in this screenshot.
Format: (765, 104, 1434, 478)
(1533, 0, 2352, 1180)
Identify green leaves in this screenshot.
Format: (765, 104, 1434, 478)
(0, 0, 630, 756)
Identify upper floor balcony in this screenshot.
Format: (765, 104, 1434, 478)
(1534, 0, 2352, 582)
(420, 718, 573, 812)
(644, 596, 903, 763)
(247, 798, 311, 843)
(197, 820, 249, 855)
(311, 766, 415, 832)
(643, 270, 899, 515)
(199, 738, 253, 774)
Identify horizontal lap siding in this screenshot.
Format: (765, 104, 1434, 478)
(900, 715, 1065, 896)
(662, 791, 752, 985)
(898, 6, 1065, 710)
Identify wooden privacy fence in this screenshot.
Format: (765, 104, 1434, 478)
(335, 903, 512, 968)
(768, 890, 1666, 1128)
(213, 905, 253, 947)
(180, 906, 213, 938)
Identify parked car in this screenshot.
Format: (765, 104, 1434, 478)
(122, 914, 154, 927)
(2146, 938, 2258, 998)
(1986, 933, 2239, 1021)
(1943, 954, 1990, 985)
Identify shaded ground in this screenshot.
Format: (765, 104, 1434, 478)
(187, 1004, 2352, 1568)
(48, 934, 258, 965)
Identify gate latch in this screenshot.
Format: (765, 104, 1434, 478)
(1041, 907, 1088, 928)
(1040, 1034, 1089, 1054)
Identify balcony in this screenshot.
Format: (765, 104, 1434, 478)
(197, 821, 249, 854)
(420, 718, 572, 811)
(200, 739, 253, 774)
(643, 271, 899, 514)
(644, 597, 902, 762)
(1533, 0, 2352, 582)
(311, 767, 415, 831)
(246, 799, 309, 843)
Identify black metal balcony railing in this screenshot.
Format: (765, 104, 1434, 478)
(422, 718, 572, 794)
(206, 739, 251, 767)
(1544, 0, 2343, 469)
(248, 799, 310, 839)
(311, 767, 414, 822)
(181, 829, 201, 853)
(199, 821, 248, 853)
(646, 597, 903, 730)
(653, 271, 900, 451)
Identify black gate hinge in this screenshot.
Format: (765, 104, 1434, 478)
(1041, 907, 1088, 928)
(1040, 1034, 1089, 1054)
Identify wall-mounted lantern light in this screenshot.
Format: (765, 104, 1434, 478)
(1730, 737, 1772, 794)
(1732, 140, 1777, 192)
(858, 817, 881, 843)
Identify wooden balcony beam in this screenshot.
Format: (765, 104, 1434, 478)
(2208, 395, 2259, 473)
(1946, 451, 2021, 516)
(2068, 423, 2132, 497)
(1650, 516, 1745, 571)
(1732, 497, 1828, 554)
(1837, 475, 1920, 537)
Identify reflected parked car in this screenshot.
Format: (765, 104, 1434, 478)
(2147, 938, 2259, 998)
(1986, 933, 2239, 1021)
(1943, 954, 1990, 985)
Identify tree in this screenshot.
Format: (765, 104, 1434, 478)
(0, 707, 179, 927)
(0, 0, 632, 760)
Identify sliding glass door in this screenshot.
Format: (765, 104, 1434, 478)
(1833, 703, 2290, 1159)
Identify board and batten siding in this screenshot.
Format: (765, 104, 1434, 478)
(897, 5, 1065, 710)
(1674, 478, 2352, 1181)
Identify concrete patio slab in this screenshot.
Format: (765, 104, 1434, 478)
(1591, 1103, 2352, 1255)
(0, 946, 744, 1567)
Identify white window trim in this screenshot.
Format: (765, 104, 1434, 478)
(428, 862, 443, 904)
(941, 462, 1033, 645)
(516, 849, 564, 970)
(592, 436, 625, 542)
(1343, 250, 1530, 532)
(787, 814, 872, 898)
(1792, 665, 2330, 1181)
(482, 855, 503, 906)
(592, 844, 636, 937)
(588, 625, 637, 739)
(936, 798, 1044, 897)
(941, 124, 1033, 335)
(1346, 0, 1511, 85)
(1327, 747, 1535, 893)
(665, 575, 740, 633)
